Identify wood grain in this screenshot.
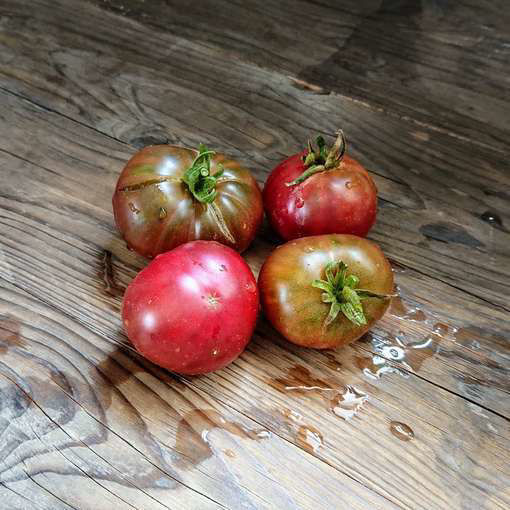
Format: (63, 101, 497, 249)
(90, 0, 510, 152)
(0, 87, 509, 508)
(0, 1, 509, 508)
(1, 87, 509, 415)
(0, 0, 508, 311)
(1, 286, 402, 510)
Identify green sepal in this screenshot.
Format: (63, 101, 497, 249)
(286, 130, 346, 187)
(182, 144, 223, 203)
(311, 260, 391, 328)
(340, 302, 367, 327)
(341, 286, 366, 326)
(325, 301, 342, 326)
(311, 280, 333, 294)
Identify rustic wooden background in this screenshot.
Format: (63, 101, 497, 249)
(0, 0, 509, 508)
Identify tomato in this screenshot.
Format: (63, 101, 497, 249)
(263, 132, 377, 240)
(113, 144, 263, 257)
(122, 241, 259, 375)
(258, 235, 393, 349)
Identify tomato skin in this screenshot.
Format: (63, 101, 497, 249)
(258, 235, 393, 349)
(122, 241, 259, 375)
(263, 151, 377, 240)
(113, 145, 263, 258)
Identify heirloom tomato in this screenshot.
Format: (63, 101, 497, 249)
(263, 132, 377, 240)
(122, 241, 259, 375)
(113, 144, 263, 257)
(258, 235, 393, 349)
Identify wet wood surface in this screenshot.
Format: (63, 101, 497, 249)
(0, 0, 509, 508)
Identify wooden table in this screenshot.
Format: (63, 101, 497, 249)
(0, 1, 509, 508)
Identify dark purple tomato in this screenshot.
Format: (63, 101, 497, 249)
(122, 241, 259, 375)
(113, 144, 263, 257)
(263, 132, 377, 240)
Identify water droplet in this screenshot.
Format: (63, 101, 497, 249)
(390, 421, 414, 441)
(345, 181, 353, 189)
(330, 385, 368, 420)
(219, 264, 227, 271)
(480, 211, 502, 227)
(297, 425, 323, 453)
(244, 281, 256, 293)
(382, 346, 405, 361)
(224, 449, 236, 458)
(304, 246, 315, 253)
(295, 197, 304, 208)
(471, 340, 480, 350)
(406, 309, 426, 322)
(159, 207, 167, 220)
(433, 322, 449, 336)
(128, 202, 140, 214)
(356, 355, 408, 380)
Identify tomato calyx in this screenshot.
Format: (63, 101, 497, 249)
(286, 131, 346, 187)
(182, 144, 225, 203)
(312, 260, 394, 327)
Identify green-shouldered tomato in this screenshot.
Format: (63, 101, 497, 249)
(258, 234, 393, 349)
(113, 144, 263, 257)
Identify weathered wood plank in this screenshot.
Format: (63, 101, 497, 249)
(0, 0, 508, 310)
(0, 286, 399, 510)
(1, 66, 509, 418)
(90, 0, 510, 152)
(0, 88, 509, 509)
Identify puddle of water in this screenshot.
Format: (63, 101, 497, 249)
(356, 354, 409, 380)
(270, 365, 336, 394)
(175, 409, 270, 469)
(281, 408, 325, 453)
(362, 296, 454, 377)
(330, 385, 368, 420)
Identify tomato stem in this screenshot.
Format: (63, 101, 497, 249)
(286, 130, 346, 187)
(312, 260, 394, 327)
(182, 144, 224, 203)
